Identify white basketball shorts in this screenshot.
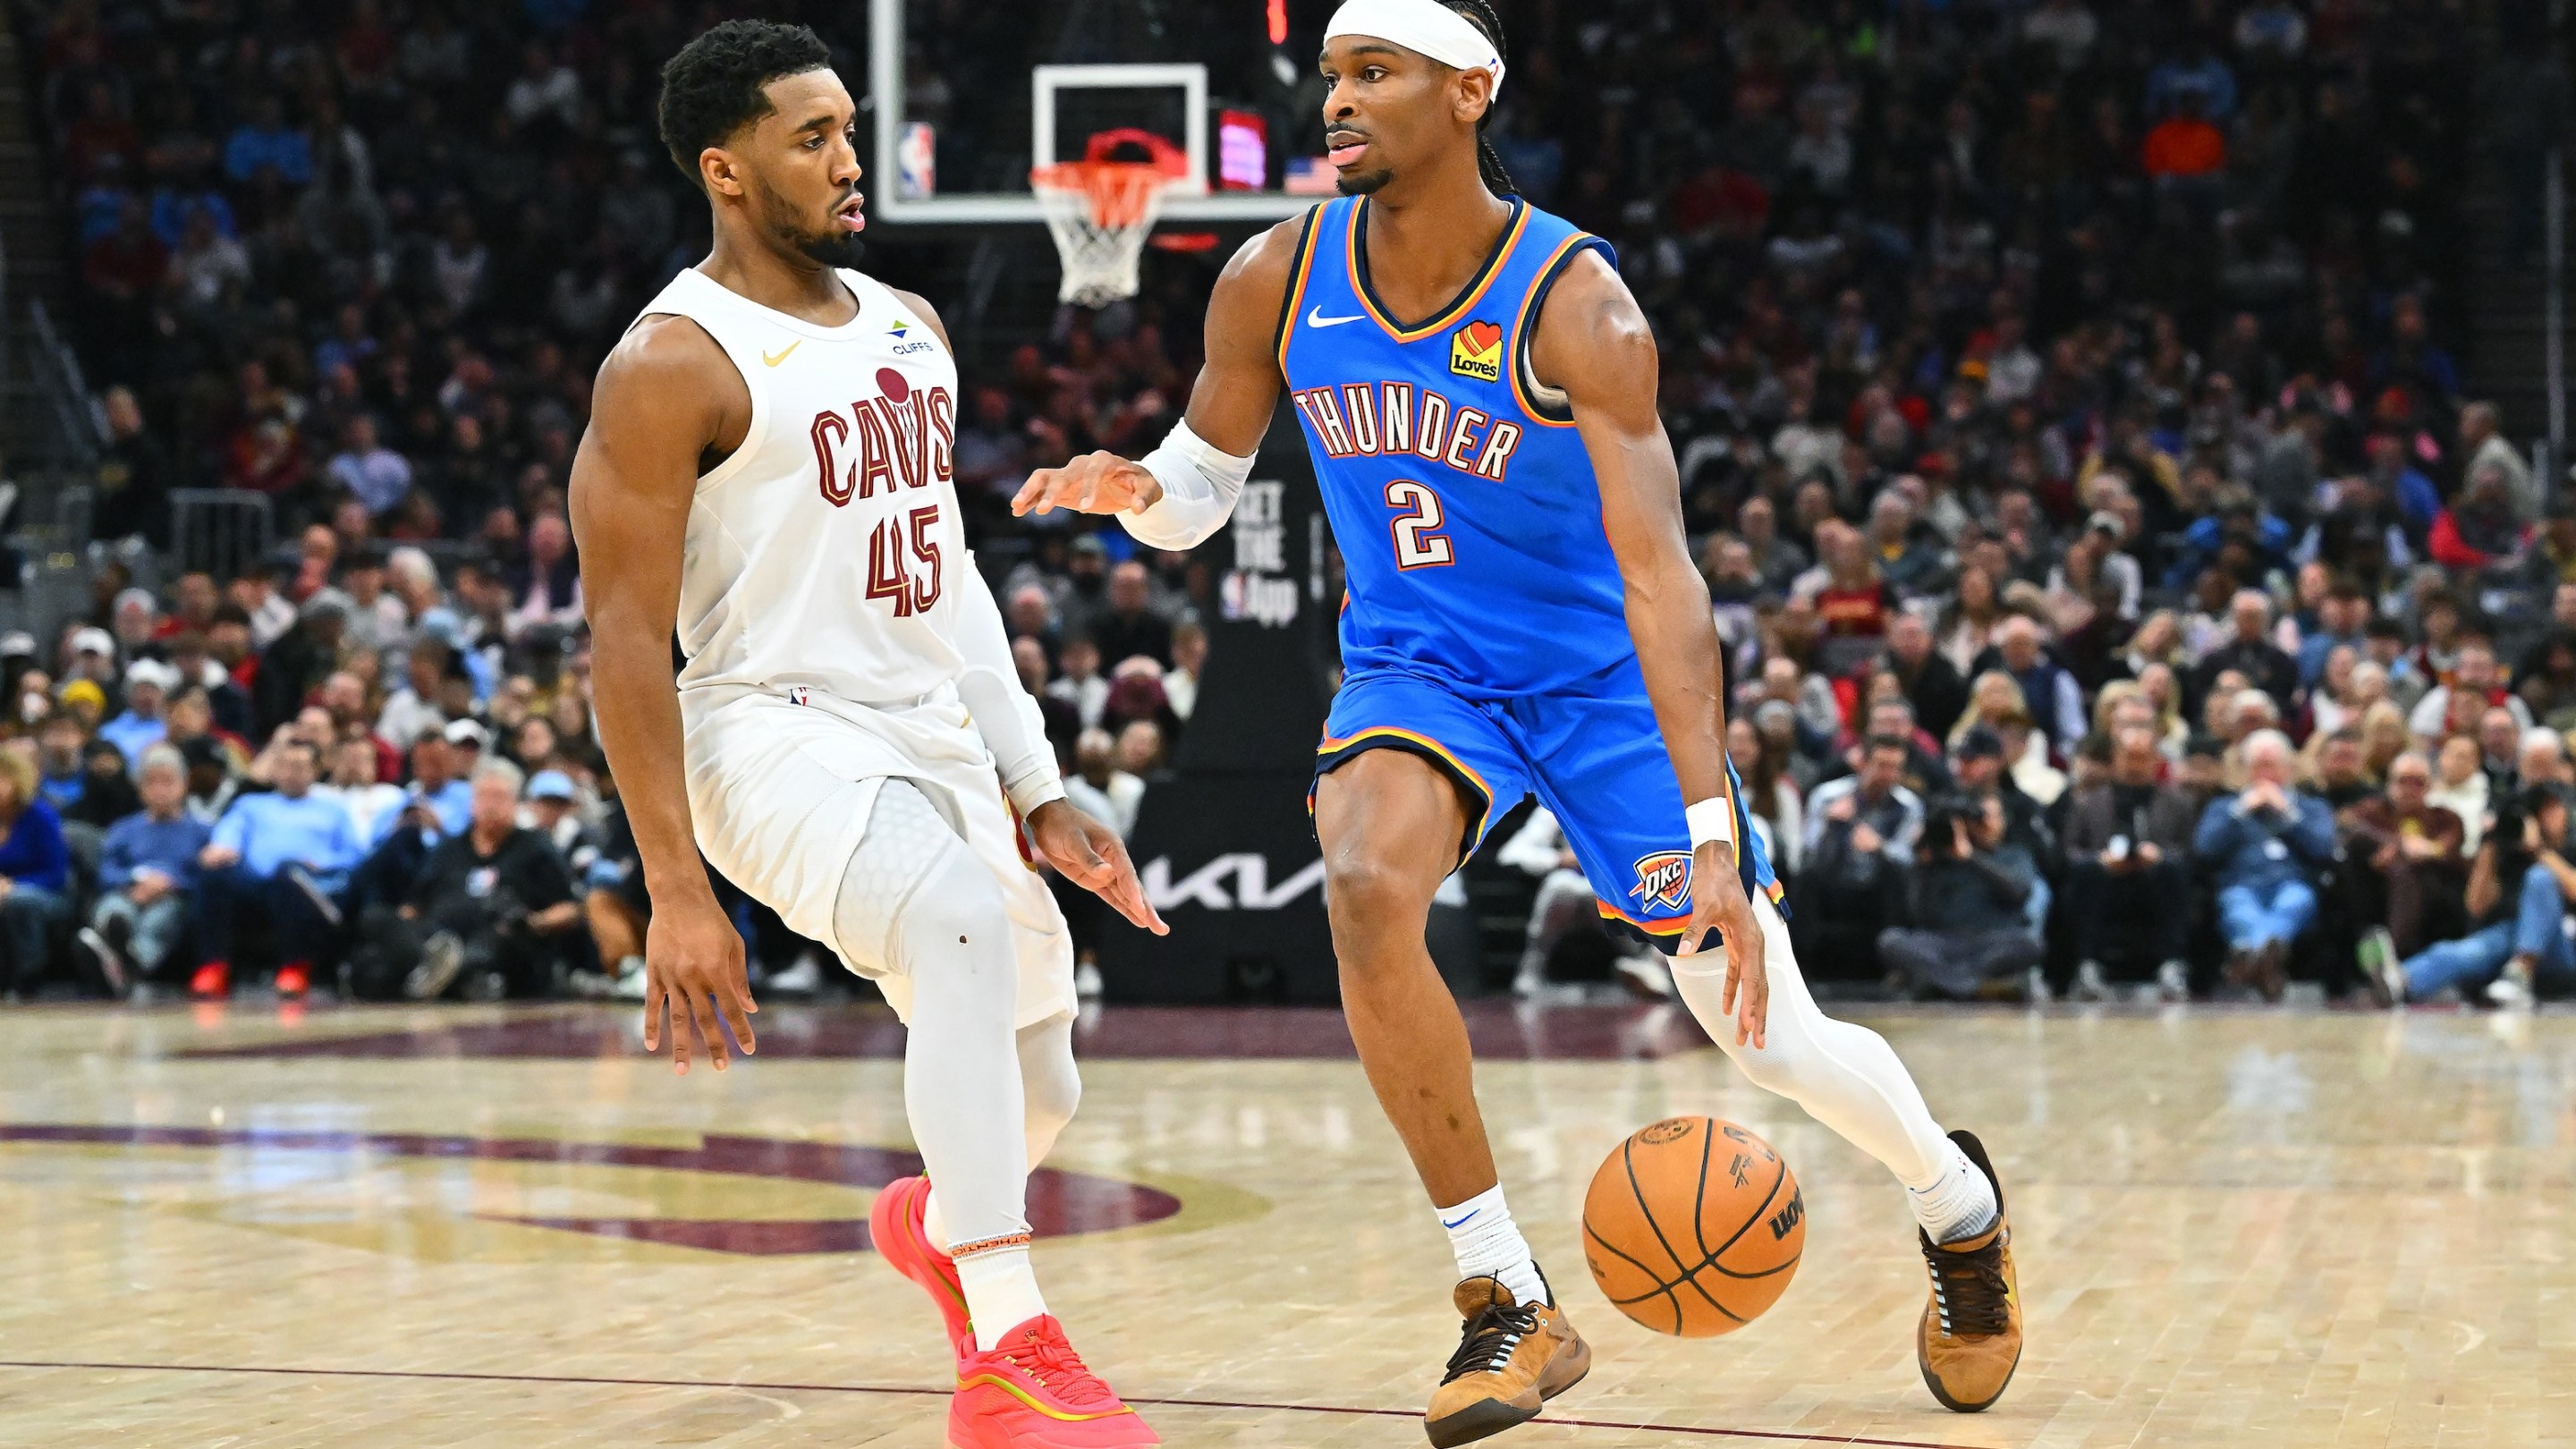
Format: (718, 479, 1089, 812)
(680, 682, 1075, 1029)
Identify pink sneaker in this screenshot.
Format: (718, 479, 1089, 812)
(950, 1315, 1159, 1448)
(869, 1175, 970, 1355)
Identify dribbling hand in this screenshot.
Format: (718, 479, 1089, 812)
(1029, 799, 1168, 936)
(1678, 843, 1768, 1050)
(641, 890, 757, 1076)
(1011, 452, 1160, 519)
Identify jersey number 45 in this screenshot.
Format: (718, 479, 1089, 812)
(868, 504, 944, 615)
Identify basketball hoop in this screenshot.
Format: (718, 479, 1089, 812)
(1031, 129, 1189, 308)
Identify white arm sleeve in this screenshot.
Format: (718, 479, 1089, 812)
(1119, 419, 1258, 551)
(951, 554, 1068, 816)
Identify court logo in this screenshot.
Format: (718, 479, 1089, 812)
(1449, 320, 1504, 382)
(1629, 850, 1691, 911)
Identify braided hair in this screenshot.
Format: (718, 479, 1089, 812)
(1438, 0, 1520, 198)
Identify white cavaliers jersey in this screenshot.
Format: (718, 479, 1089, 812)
(633, 266, 964, 707)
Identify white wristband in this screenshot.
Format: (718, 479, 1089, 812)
(1686, 799, 1736, 850)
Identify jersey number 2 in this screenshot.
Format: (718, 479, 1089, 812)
(868, 504, 943, 615)
(1385, 480, 1454, 570)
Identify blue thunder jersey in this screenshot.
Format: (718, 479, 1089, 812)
(1280, 195, 1623, 699)
(1282, 195, 1783, 936)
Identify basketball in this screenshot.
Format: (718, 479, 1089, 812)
(1582, 1117, 1805, 1337)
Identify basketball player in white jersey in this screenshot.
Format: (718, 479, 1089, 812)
(572, 23, 1163, 1449)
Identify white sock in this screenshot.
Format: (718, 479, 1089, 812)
(1436, 1184, 1551, 1307)
(1908, 1141, 1999, 1245)
(956, 1243, 1048, 1351)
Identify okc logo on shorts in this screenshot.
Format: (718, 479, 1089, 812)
(1449, 319, 1504, 382)
(1629, 851, 1691, 911)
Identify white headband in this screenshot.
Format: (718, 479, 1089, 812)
(1325, 0, 1505, 100)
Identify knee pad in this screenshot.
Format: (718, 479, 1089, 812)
(835, 779, 1006, 979)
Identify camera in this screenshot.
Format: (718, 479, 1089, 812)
(1920, 792, 1985, 859)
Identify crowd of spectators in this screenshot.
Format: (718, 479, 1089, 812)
(18, 0, 2574, 1010)
(0, 557, 631, 1001)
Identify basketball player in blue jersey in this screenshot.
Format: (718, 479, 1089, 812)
(1016, 1, 2025, 1439)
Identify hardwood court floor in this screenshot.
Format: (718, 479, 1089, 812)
(0, 998, 2568, 1448)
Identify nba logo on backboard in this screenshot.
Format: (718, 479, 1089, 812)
(1449, 320, 1504, 382)
(897, 123, 936, 200)
(1629, 851, 1691, 911)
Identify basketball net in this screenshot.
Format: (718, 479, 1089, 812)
(1030, 129, 1186, 308)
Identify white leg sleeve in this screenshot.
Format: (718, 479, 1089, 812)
(835, 780, 1032, 1253)
(1016, 1013, 1081, 1169)
(1673, 894, 1955, 1189)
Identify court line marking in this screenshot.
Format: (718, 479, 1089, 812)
(0, 1359, 1987, 1447)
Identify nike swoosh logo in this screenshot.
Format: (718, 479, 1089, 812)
(1307, 306, 1365, 328)
(1441, 1209, 1479, 1229)
(762, 341, 801, 367)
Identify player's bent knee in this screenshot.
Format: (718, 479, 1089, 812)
(1322, 852, 1433, 935)
(882, 842, 1012, 985)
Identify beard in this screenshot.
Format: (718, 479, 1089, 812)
(794, 225, 869, 268)
(757, 179, 869, 267)
(1335, 167, 1393, 196)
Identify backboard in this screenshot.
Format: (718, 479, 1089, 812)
(866, 0, 1327, 226)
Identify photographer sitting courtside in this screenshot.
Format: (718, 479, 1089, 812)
(1875, 793, 2046, 1000)
(2370, 786, 2576, 1009)
(391, 758, 580, 1000)
(1798, 733, 1925, 972)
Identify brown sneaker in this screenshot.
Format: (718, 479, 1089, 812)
(1915, 1131, 2022, 1413)
(1423, 1275, 1590, 1447)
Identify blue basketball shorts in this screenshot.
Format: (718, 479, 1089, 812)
(1311, 667, 1783, 947)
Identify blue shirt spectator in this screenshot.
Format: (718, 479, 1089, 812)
(97, 710, 166, 771)
(2146, 51, 2239, 120)
(99, 659, 181, 770)
(411, 775, 474, 839)
(326, 418, 414, 516)
(148, 189, 236, 249)
(2195, 781, 2338, 893)
(100, 809, 212, 894)
(223, 98, 313, 186)
(38, 767, 85, 816)
(209, 788, 367, 881)
(2195, 731, 2338, 984)
(2293, 588, 2374, 689)
(0, 795, 72, 894)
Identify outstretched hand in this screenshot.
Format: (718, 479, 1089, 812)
(1011, 452, 1160, 519)
(1029, 799, 1168, 935)
(1677, 843, 1767, 1049)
